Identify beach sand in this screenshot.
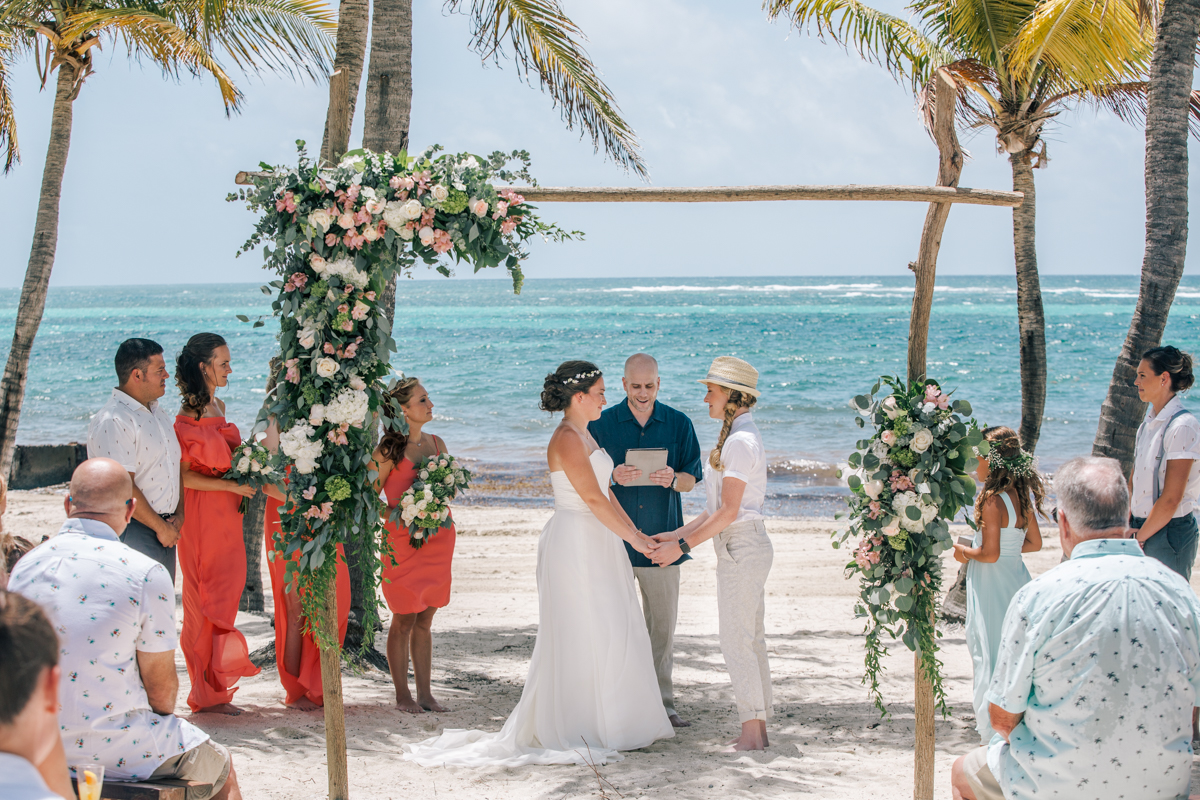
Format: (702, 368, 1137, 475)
(7, 487, 1200, 798)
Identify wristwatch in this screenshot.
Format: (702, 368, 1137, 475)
(678, 537, 691, 555)
(670, 475, 679, 491)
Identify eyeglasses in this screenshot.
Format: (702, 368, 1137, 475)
(1050, 507, 1060, 523)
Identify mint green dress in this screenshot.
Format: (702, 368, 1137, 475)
(965, 491, 1032, 743)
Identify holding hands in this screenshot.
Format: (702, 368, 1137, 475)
(650, 531, 685, 566)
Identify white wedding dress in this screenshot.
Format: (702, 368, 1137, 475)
(402, 448, 674, 766)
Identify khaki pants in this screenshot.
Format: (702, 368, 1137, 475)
(150, 739, 230, 800)
(961, 746, 1004, 800)
(632, 565, 681, 716)
(714, 519, 773, 723)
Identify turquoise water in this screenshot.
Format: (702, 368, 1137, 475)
(2, 275, 1197, 506)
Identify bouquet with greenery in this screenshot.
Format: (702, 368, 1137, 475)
(838, 376, 986, 715)
(393, 454, 472, 550)
(224, 438, 281, 513)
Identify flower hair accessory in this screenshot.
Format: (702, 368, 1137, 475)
(974, 445, 1038, 478)
(563, 370, 601, 385)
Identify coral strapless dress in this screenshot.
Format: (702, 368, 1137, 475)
(174, 415, 261, 712)
(380, 452, 456, 615)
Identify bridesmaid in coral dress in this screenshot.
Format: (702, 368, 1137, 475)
(173, 333, 261, 714)
(261, 421, 351, 710)
(370, 377, 457, 713)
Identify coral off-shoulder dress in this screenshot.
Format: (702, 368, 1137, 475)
(174, 415, 261, 712)
(264, 490, 351, 706)
(381, 448, 457, 615)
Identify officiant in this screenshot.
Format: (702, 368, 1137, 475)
(589, 353, 702, 728)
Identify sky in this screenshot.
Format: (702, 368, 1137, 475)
(0, 0, 1194, 287)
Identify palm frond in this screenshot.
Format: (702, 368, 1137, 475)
(449, 0, 645, 176)
(1066, 80, 1200, 139)
(765, 0, 949, 91)
(937, 57, 1003, 124)
(0, 25, 20, 171)
(1009, 0, 1152, 90)
(913, 0, 1033, 86)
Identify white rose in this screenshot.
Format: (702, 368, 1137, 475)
(881, 396, 903, 420)
(308, 209, 334, 232)
(444, 474, 455, 486)
(360, 186, 377, 200)
(882, 521, 900, 538)
(418, 226, 435, 245)
(315, 358, 339, 378)
(298, 327, 317, 349)
(401, 495, 413, 508)
(911, 428, 934, 453)
(412, 529, 425, 540)
(922, 402, 936, 415)
(237, 457, 252, 472)
(423, 488, 433, 500)
(419, 469, 429, 480)
(431, 184, 449, 202)
(309, 403, 326, 426)
(262, 464, 273, 474)
(362, 225, 380, 242)
(349, 374, 366, 391)
(863, 479, 884, 500)
(400, 199, 424, 220)
(250, 461, 261, 473)
(469, 198, 489, 217)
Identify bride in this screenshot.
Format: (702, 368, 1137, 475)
(402, 360, 674, 766)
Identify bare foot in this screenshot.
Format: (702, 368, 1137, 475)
(396, 697, 425, 714)
(196, 703, 243, 716)
(418, 697, 448, 713)
(286, 697, 320, 712)
(721, 720, 767, 751)
(725, 735, 768, 752)
(669, 714, 692, 728)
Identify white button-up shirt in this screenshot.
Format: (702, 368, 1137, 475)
(1130, 395, 1200, 518)
(985, 537, 1200, 800)
(87, 390, 181, 515)
(8, 519, 208, 781)
(703, 413, 767, 524)
(0, 753, 65, 800)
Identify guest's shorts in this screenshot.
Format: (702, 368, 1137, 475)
(121, 518, 177, 583)
(961, 746, 1003, 800)
(150, 740, 230, 800)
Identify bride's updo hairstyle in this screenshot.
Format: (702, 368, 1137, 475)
(540, 361, 602, 413)
(379, 377, 422, 464)
(176, 333, 227, 418)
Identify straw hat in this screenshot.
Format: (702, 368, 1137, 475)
(698, 356, 761, 398)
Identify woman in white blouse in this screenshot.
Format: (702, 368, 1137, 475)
(1130, 345, 1200, 579)
(652, 356, 772, 751)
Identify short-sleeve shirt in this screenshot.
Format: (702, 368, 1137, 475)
(0, 753, 65, 800)
(589, 399, 704, 567)
(88, 390, 181, 515)
(985, 537, 1200, 800)
(703, 413, 767, 524)
(8, 518, 208, 781)
(1131, 395, 1200, 517)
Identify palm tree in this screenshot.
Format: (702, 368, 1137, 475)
(766, 0, 1155, 454)
(1092, 0, 1200, 471)
(0, 21, 20, 171)
(0, 0, 335, 479)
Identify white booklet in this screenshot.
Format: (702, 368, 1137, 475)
(624, 448, 669, 487)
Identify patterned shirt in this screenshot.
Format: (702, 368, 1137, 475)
(986, 537, 1200, 800)
(1130, 395, 1200, 518)
(88, 389, 181, 515)
(8, 519, 208, 781)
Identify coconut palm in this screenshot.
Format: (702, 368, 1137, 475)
(766, 0, 1158, 453)
(1092, 0, 1200, 471)
(0, 0, 335, 478)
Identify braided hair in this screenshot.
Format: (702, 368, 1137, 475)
(378, 377, 422, 465)
(709, 389, 757, 470)
(974, 426, 1047, 524)
(175, 333, 227, 419)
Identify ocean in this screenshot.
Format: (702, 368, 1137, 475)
(3, 275, 1196, 516)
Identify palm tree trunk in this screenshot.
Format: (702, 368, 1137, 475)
(0, 65, 77, 479)
(362, 0, 413, 155)
(239, 488, 267, 612)
(320, 0, 370, 165)
(1010, 151, 1046, 454)
(1092, 0, 1200, 472)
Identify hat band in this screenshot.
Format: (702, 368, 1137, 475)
(705, 372, 756, 391)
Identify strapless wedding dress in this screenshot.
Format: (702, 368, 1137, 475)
(402, 448, 673, 766)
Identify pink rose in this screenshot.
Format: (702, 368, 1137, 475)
(325, 233, 338, 246)
(337, 212, 356, 230)
(470, 199, 489, 217)
(881, 430, 896, 445)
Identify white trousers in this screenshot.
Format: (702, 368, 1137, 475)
(714, 519, 773, 723)
(632, 565, 681, 716)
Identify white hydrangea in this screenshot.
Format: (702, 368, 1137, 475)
(324, 388, 369, 427)
(279, 422, 324, 474)
(320, 256, 370, 288)
(891, 490, 939, 532)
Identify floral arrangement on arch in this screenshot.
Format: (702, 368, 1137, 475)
(234, 142, 576, 649)
(838, 377, 986, 715)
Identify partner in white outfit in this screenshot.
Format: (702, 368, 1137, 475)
(402, 360, 673, 767)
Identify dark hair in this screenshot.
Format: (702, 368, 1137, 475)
(540, 361, 602, 413)
(974, 426, 1048, 523)
(0, 590, 58, 724)
(115, 338, 164, 385)
(710, 389, 758, 469)
(1142, 345, 1194, 392)
(378, 377, 422, 464)
(176, 333, 228, 418)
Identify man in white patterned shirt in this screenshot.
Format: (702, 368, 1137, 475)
(9, 460, 241, 800)
(88, 338, 184, 580)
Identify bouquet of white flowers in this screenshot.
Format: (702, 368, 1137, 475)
(393, 453, 472, 550)
(224, 438, 281, 513)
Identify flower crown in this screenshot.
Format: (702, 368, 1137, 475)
(974, 444, 1038, 478)
(563, 370, 601, 385)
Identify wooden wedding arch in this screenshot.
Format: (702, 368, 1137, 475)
(236, 71, 1021, 800)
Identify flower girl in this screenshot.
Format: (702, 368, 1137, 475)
(952, 426, 1044, 743)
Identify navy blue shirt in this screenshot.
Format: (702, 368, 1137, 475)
(589, 399, 703, 568)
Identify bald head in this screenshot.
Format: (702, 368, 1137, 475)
(67, 460, 134, 531)
(624, 353, 659, 378)
(623, 354, 660, 415)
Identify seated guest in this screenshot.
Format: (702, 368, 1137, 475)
(8, 459, 242, 800)
(0, 590, 71, 800)
(952, 456, 1200, 800)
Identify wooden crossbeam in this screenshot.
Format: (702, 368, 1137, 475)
(233, 172, 1022, 207)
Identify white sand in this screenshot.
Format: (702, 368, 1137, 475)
(7, 488, 1200, 798)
